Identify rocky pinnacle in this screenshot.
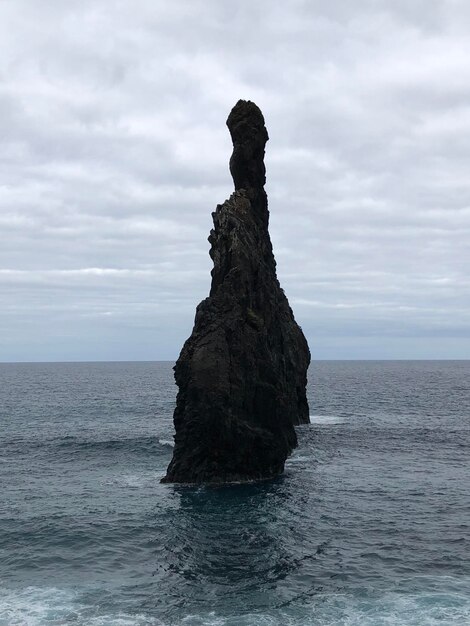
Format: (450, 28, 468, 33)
(162, 100, 310, 484)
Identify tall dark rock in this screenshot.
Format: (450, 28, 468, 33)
(162, 100, 310, 484)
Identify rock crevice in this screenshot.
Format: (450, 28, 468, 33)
(162, 100, 310, 484)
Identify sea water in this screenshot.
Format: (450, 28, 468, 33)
(0, 361, 469, 625)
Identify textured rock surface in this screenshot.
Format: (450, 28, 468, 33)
(162, 100, 310, 484)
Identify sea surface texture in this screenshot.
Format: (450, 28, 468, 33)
(0, 360, 469, 625)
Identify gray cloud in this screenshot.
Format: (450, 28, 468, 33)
(1, 0, 469, 360)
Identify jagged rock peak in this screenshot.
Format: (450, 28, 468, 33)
(227, 100, 269, 191)
(161, 100, 310, 485)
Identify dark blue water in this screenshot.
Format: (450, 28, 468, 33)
(0, 361, 469, 625)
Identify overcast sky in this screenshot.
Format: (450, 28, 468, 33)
(1, 0, 469, 361)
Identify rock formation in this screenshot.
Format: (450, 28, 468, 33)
(162, 100, 310, 484)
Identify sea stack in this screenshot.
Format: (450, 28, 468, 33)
(162, 100, 310, 484)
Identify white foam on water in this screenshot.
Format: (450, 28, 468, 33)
(121, 472, 161, 488)
(0, 587, 163, 626)
(2, 582, 469, 626)
(181, 614, 279, 626)
(181, 593, 470, 625)
(309, 587, 470, 626)
(309, 414, 345, 425)
(158, 438, 175, 448)
(180, 579, 470, 625)
(103, 470, 164, 489)
(0, 587, 78, 626)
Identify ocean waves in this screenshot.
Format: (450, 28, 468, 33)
(1, 579, 470, 626)
(1, 434, 174, 463)
(55, 435, 173, 456)
(1, 361, 469, 625)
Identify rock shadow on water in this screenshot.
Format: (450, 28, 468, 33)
(147, 477, 330, 620)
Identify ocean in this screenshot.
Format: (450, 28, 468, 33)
(0, 360, 469, 625)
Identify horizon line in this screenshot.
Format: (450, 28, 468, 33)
(1, 358, 469, 365)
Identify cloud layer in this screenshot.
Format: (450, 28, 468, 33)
(1, 0, 469, 360)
